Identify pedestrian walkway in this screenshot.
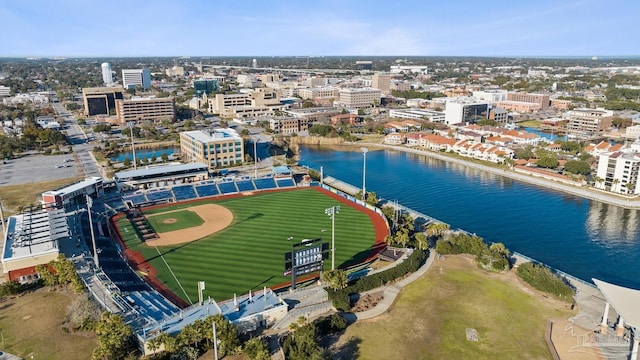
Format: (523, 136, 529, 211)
(353, 250, 435, 320)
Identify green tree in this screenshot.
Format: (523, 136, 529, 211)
(536, 156, 559, 169)
(93, 124, 111, 133)
(515, 146, 535, 160)
(204, 314, 240, 356)
(321, 269, 348, 291)
(92, 312, 134, 360)
(243, 337, 270, 360)
(564, 160, 591, 175)
(123, 157, 131, 167)
(415, 232, 428, 250)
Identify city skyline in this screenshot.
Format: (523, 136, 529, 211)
(1, 0, 638, 57)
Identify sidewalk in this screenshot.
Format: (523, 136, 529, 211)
(352, 250, 435, 320)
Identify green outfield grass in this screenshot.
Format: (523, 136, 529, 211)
(117, 188, 379, 303)
(147, 209, 204, 233)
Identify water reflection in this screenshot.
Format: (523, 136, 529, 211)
(586, 202, 640, 245)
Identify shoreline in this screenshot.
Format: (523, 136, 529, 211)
(311, 141, 640, 210)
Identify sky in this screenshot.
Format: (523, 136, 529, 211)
(1, 0, 638, 57)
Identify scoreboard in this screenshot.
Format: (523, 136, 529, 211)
(284, 238, 329, 278)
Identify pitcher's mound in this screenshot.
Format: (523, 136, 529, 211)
(146, 204, 233, 246)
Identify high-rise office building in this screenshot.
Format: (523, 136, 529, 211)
(82, 87, 124, 116)
(101, 62, 113, 86)
(122, 69, 151, 90)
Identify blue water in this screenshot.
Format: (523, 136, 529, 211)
(110, 147, 178, 162)
(522, 127, 564, 141)
(299, 146, 640, 289)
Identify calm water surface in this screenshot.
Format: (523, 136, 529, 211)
(299, 146, 640, 289)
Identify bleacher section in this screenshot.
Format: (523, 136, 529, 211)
(127, 291, 178, 322)
(123, 193, 148, 206)
(253, 177, 277, 190)
(276, 178, 296, 188)
(235, 179, 256, 192)
(217, 181, 238, 194)
(194, 182, 219, 198)
(172, 185, 198, 201)
(146, 189, 174, 203)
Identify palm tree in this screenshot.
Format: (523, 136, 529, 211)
(426, 222, 450, 237)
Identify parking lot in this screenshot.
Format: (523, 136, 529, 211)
(0, 152, 80, 186)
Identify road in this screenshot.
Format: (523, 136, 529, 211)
(52, 101, 103, 178)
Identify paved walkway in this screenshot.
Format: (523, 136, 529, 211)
(352, 250, 435, 320)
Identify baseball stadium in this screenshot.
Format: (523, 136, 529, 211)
(110, 185, 388, 308)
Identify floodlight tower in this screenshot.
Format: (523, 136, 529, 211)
(361, 147, 368, 201)
(324, 206, 340, 270)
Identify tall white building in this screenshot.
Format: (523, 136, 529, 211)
(122, 69, 151, 90)
(472, 89, 507, 104)
(595, 141, 640, 195)
(101, 62, 113, 86)
(444, 98, 489, 125)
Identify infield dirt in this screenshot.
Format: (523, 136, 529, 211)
(145, 204, 233, 246)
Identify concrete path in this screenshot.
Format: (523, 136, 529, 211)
(352, 250, 435, 320)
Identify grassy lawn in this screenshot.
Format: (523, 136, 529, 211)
(518, 120, 543, 127)
(0, 177, 82, 215)
(337, 255, 573, 360)
(118, 188, 379, 303)
(0, 289, 96, 359)
(147, 209, 204, 233)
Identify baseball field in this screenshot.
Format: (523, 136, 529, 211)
(114, 187, 387, 305)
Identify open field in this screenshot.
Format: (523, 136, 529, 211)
(147, 209, 205, 233)
(0, 177, 83, 215)
(115, 187, 386, 303)
(336, 255, 574, 360)
(0, 289, 96, 359)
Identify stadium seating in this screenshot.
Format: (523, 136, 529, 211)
(194, 183, 219, 198)
(253, 177, 277, 190)
(276, 178, 296, 188)
(217, 181, 238, 194)
(146, 189, 174, 203)
(123, 193, 148, 206)
(235, 179, 256, 192)
(172, 185, 198, 201)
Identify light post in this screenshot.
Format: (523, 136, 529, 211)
(361, 147, 368, 201)
(128, 122, 137, 170)
(86, 195, 99, 268)
(253, 136, 258, 178)
(324, 206, 340, 270)
(287, 236, 295, 289)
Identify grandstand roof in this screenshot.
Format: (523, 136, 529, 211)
(272, 165, 291, 175)
(2, 209, 67, 262)
(42, 177, 102, 197)
(593, 278, 640, 329)
(114, 163, 208, 181)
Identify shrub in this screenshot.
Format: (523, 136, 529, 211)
(0, 281, 23, 296)
(436, 233, 488, 256)
(516, 262, 574, 300)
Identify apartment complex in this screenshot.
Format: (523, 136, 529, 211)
(371, 73, 391, 96)
(82, 86, 124, 116)
(565, 108, 614, 139)
(269, 117, 310, 134)
(179, 129, 244, 170)
(208, 88, 281, 118)
(507, 92, 550, 108)
(122, 69, 151, 89)
(595, 141, 640, 195)
(115, 97, 175, 124)
(337, 88, 381, 109)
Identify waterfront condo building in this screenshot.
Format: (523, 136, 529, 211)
(565, 108, 614, 139)
(595, 141, 640, 195)
(122, 69, 151, 90)
(179, 129, 244, 170)
(337, 88, 381, 109)
(82, 86, 124, 116)
(115, 96, 175, 124)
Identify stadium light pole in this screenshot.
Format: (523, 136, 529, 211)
(86, 195, 99, 268)
(287, 236, 295, 290)
(253, 136, 258, 178)
(361, 147, 368, 201)
(212, 320, 219, 360)
(324, 206, 340, 270)
(128, 122, 137, 170)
